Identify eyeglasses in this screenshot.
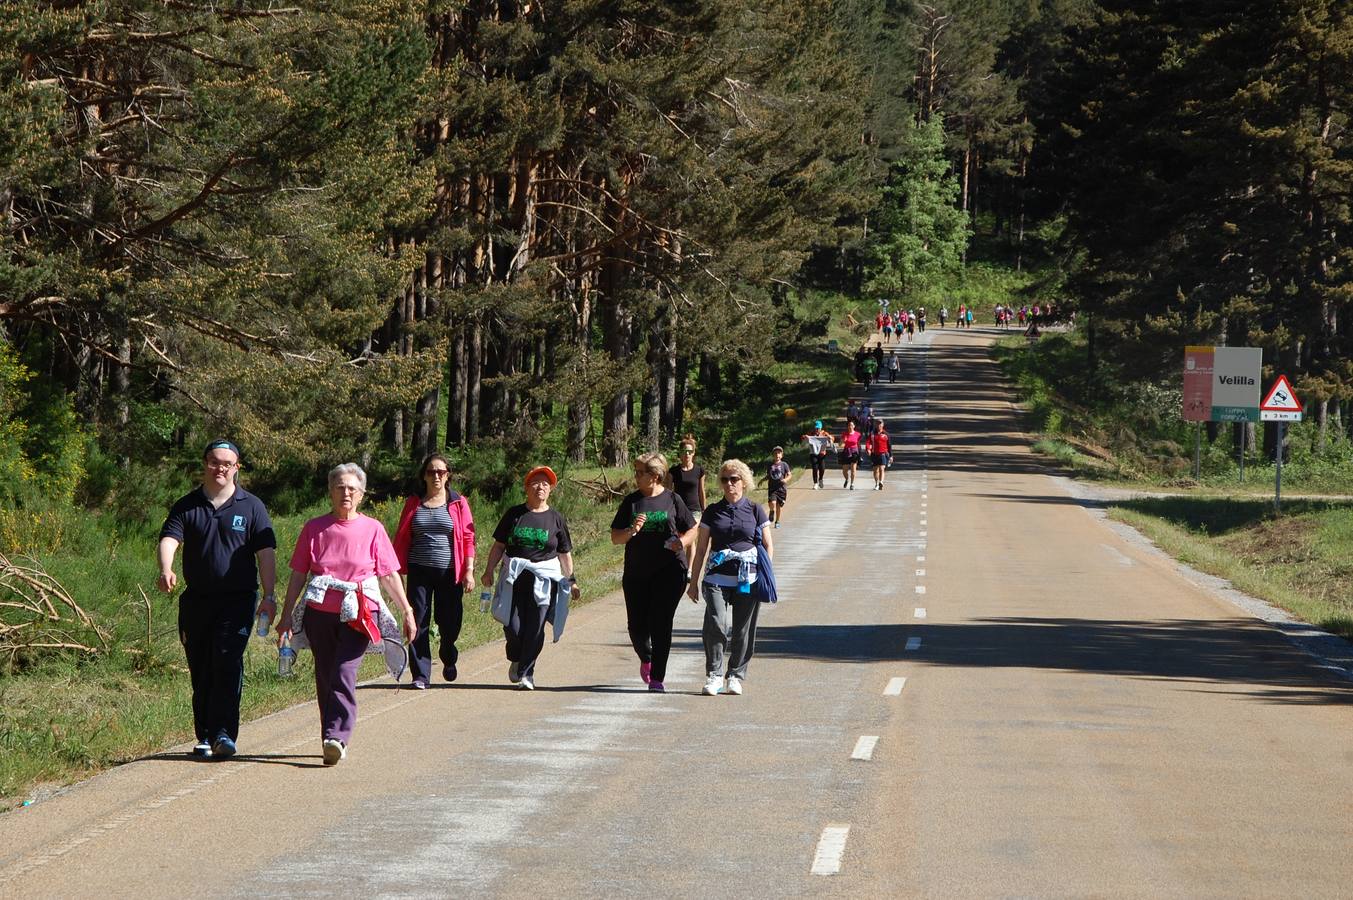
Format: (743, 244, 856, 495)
(425, 469, 449, 477)
(335, 485, 363, 494)
(719, 475, 742, 484)
(206, 461, 237, 470)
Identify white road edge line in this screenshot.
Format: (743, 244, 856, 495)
(811, 825, 851, 875)
(884, 676, 907, 695)
(914, 607, 927, 618)
(851, 736, 880, 761)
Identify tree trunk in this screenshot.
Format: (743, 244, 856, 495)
(466, 319, 482, 442)
(601, 263, 631, 467)
(658, 318, 677, 440)
(642, 323, 660, 452)
(674, 355, 689, 438)
(480, 325, 503, 437)
(411, 256, 439, 459)
(448, 328, 467, 446)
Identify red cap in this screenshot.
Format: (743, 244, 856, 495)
(524, 465, 558, 488)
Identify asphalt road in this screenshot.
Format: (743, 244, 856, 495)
(3, 325, 1352, 898)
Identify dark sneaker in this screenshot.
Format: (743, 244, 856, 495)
(508, 661, 521, 684)
(648, 681, 666, 693)
(442, 664, 457, 683)
(211, 736, 237, 759)
(639, 661, 652, 684)
(191, 741, 212, 759)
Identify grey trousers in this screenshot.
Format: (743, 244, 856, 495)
(702, 582, 760, 679)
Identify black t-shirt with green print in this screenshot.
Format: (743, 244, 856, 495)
(493, 504, 573, 563)
(611, 489, 696, 577)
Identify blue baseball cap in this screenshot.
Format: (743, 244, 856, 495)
(203, 439, 241, 460)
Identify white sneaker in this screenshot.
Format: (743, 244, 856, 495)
(702, 675, 724, 696)
(726, 676, 744, 696)
(322, 738, 346, 766)
(518, 675, 535, 691)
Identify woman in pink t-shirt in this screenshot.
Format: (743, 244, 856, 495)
(838, 420, 863, 490)
(277, 463, 415, 766)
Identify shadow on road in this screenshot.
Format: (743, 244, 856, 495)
(134, 752, 327, 769)
(755, 618, 1353, 704)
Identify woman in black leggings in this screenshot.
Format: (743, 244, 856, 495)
(801, 421, 834, 490)
(610, 452, 697, 692)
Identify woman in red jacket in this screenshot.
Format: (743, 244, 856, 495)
(392, 454, 477, 688)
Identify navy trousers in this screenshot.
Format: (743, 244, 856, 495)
(178, 590, 254, 744)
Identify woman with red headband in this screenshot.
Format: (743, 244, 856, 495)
(481, 466, 578, 691)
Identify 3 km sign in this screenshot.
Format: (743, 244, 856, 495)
(1183, 346, 1262, 423)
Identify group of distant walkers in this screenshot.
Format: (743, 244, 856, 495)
(854, 343, 901, 389)
(156, 436, 780, 766)
(801, 400, 893, 492)
(876, 307, 925, 342)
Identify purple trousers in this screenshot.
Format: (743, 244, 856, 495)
(304, 608, 370, 744)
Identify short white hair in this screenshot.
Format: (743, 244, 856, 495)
(328, 463, 367, 491)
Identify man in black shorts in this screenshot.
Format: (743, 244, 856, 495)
(767, 446, 791, 528)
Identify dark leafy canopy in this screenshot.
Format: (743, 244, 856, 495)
(1, 0, 439, 466)
(1033, 1, 1353, 405)
(0, 0, 1014, 503)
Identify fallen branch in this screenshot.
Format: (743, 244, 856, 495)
(0, 552, 110, 665)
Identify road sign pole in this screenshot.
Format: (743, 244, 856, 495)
(1238, 424, 1245, 483)
(1194, 422, 1201, 481)
(1274, 421, 1284, 512)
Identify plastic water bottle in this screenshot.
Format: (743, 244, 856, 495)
(278, 638, 296, 677)
(479, 590, 492, 613)
(255, 609, 271, 637)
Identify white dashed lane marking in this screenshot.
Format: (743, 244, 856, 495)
(914, 608, 927, 618)
(811, 826, 851, 875)
(884, 677, 907, 696)
(905, 637, 922, 651)
(851, 736, 880, 761)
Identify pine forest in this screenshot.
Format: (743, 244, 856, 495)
(1, 0, 1350, 502)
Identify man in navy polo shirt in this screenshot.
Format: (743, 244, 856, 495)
(158, 440, 277, 759)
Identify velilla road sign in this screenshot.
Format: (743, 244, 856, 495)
(1183, 346, 1262, 422)
(1260, 374, 1303, 422)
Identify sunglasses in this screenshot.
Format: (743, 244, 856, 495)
(719, 475, 742, 484)
(425, 469, 449, 477)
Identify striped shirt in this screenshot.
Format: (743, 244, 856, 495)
(408, 502, 455, 570)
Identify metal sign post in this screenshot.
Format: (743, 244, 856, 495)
(1259, 375, 1303, 512)
(1193, 422, 1202, 481)
(1274, 422, 1284, 511)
